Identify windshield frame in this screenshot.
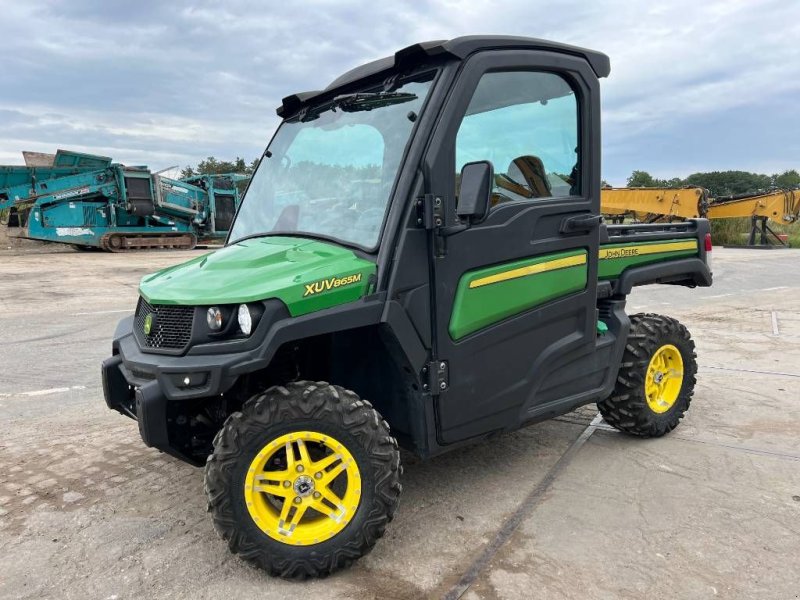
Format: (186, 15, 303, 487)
(226, 68, 440, 254)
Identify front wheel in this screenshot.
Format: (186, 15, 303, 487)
(204, 381, 401, 578)
(598, 313, 697, 437)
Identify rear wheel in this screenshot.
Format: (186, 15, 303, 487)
(204, 381, 401, 578)
(598, 313, 697, 437)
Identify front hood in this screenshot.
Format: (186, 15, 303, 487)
(139, 236, 376, 317)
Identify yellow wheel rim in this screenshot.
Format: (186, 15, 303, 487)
(645, 344, 684, 414)
(244, 431, 361, 546)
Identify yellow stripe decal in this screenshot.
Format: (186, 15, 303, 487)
(469, 254, 587, 289)
(469, 240, 697, 290)
(598, 240, 697, 260)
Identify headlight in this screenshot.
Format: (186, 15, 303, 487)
(238, 304, 252, 335)
(206, 306, 223, 331)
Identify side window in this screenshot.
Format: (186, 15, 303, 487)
(456, 71, 580, 205)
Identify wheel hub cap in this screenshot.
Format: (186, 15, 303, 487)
(294, 475, 315, 497)
(645, 344, 684, 414)
(243, 431, 362, 546)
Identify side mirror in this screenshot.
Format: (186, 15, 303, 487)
(457, 160, 493, 223)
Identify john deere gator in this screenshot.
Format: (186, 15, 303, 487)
(102, 36, 713, 577)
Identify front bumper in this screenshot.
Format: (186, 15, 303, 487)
(101, 315, 269, 465)
(101, 297, 386, 465)
(102, 355, 179, 458)
(105, 315, 267, 401)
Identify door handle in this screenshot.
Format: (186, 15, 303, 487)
(560, 214, 601, 234)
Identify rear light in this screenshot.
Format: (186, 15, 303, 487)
(704, 233, 713, 252)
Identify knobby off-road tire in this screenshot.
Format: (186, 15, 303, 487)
(204, 381, 401, 579)
(598, 313, 697, 437)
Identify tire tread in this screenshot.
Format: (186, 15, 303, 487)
(204, 380, 401, 579)
(598, 313, 697, 437)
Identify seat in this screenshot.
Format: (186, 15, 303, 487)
(506, 155, 552, 198)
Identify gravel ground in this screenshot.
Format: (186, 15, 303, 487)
(0, 246, 798, 599)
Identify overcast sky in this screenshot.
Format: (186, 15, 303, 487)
(1, 0, 798, 185)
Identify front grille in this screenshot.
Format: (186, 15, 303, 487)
(134, 297, 194, 351)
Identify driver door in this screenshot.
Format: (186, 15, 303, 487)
(424, 50, 603, 444)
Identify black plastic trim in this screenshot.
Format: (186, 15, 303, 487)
(188, 299, 289, 355)
(101, 354, 128, 412)
(519, 298, 630, 423)
(613, 258, 712, 295)
(107, 300, 386, 402)
(381, 300, 428, 372)
(135, 382, 201, 465)
(277, 36, 610, 116)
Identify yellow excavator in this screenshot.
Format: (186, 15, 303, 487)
(601, 187, 800, 246)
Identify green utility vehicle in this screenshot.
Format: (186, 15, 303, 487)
(102, 36, 713, 578)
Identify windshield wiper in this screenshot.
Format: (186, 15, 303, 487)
(333, 92, 417, 112)
(298, 92, 418, 121)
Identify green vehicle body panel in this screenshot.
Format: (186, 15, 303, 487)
(138, 235, 697, 335)
(597, 239, 699, 279)
(139, 236, 376, 317)
(449, 250, 588, 340)
(449, 238, 699, 340)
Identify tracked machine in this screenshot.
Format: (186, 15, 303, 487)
(0, 149, 246, 251)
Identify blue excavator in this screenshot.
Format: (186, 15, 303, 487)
(0, 149, 247, 251)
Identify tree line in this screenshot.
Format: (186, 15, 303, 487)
(180, 156, 259, 179)
(181, 157, 800, 200)
(625, 169, 800, 198)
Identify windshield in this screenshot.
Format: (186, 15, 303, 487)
(229, 74, 434, 249)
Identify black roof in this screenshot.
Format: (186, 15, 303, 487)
(277, 35, 610, 117)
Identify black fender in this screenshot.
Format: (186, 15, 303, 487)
(613, 258, 712, 296)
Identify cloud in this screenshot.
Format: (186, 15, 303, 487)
(0, 0, 797, 184)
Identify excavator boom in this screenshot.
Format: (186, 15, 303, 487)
(707, 189, 800, 221)
(601, 185, 800, 246)
(600, 187, 708, 221)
